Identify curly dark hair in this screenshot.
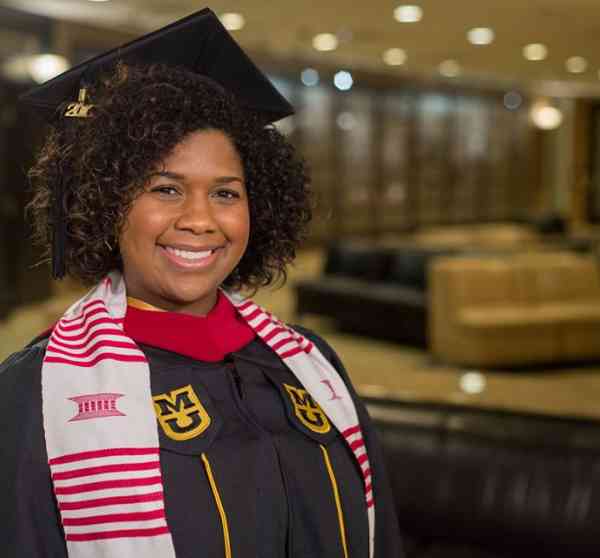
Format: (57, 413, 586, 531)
(27, 63, 311, 291)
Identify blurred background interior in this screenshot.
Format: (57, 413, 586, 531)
(3, 1, 600, 556)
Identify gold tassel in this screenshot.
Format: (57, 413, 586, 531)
(64, 88, 94, 118)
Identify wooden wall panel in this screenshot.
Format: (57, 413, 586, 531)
(337, 90, 374, 237)
(288, 80, 535, 237)
(296, 85, 335, 241)
(380, 93, 412, 232)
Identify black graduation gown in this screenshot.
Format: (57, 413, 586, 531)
(0, 327, 403, 557)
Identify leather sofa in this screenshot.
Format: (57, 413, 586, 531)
(367, 397, 600, 558)
(429, 252, 600, 367)
(295, 242, 455, 346)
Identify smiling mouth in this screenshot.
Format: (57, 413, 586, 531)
(160, 245, 222, 268)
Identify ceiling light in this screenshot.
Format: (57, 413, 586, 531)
(530, 103, 563, 130)
(566, 56, 588, 74)
(382, 48, 407, 66)
(523, 43, 547, 61)
(438, 59, 461, 78)
(333, 70, 353, 91)
(503, 91, 523, 110)
(313, 33, 338, 52)
(300, 68, 319, 86)
(219, 12, 245, 31)
(459, 372, 486, 394)
(467, 27, 494, 45)
(393, 5, 423, 23)
(87, 0, 111, 2)
(28, 54, 70, 83)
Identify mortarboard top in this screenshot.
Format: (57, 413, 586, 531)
(19, 7, 293, 124)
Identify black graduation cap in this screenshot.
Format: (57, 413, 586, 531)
(21, 7, 293, 122)
(20, 7, 294, 279)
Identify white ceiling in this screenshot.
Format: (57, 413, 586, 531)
(4, 0, 600, 96)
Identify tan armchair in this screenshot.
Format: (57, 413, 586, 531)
(428, 252, 600, 367)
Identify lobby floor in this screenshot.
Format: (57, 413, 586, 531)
(2, 249, 600, 422)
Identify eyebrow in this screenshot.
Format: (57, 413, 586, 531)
(150, 170, 184, 180)
(149, 170, 244, 183)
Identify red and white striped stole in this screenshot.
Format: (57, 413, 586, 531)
(42, 272, 376, 558)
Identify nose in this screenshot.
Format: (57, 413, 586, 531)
(174, 193, 218, 235)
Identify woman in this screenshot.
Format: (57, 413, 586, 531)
(0, 8, 402, 558)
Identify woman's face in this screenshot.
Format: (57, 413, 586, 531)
(119, 129, 250, 316)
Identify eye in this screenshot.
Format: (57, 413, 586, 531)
(149, 185, 180, 197)
(213, 188, 242, 201)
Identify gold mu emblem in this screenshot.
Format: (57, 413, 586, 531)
(283, 384, 331, 434)
(153, 384, 211, 441)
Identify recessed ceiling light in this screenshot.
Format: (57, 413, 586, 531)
(220, 13, 245, 31)
(503, 91, 523, 110)
(523, 43, 547, 61)
(28, 54, 70, 83)
(333, 70, 353, 91)
(459, 372, 486, 394)
(313, 33, 339, 52)
(467, 27, 494, 46)
(300, 68, 320, 87)
(566, 56, 588, 74)
(439, 59, 461, 78)
(530, 104, 563, 130)
(382, 48, 407, 66)
(393, 5, 423, 23)
(88, 0, 111, 2)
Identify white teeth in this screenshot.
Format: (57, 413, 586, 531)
(166, 246, 213, 260)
